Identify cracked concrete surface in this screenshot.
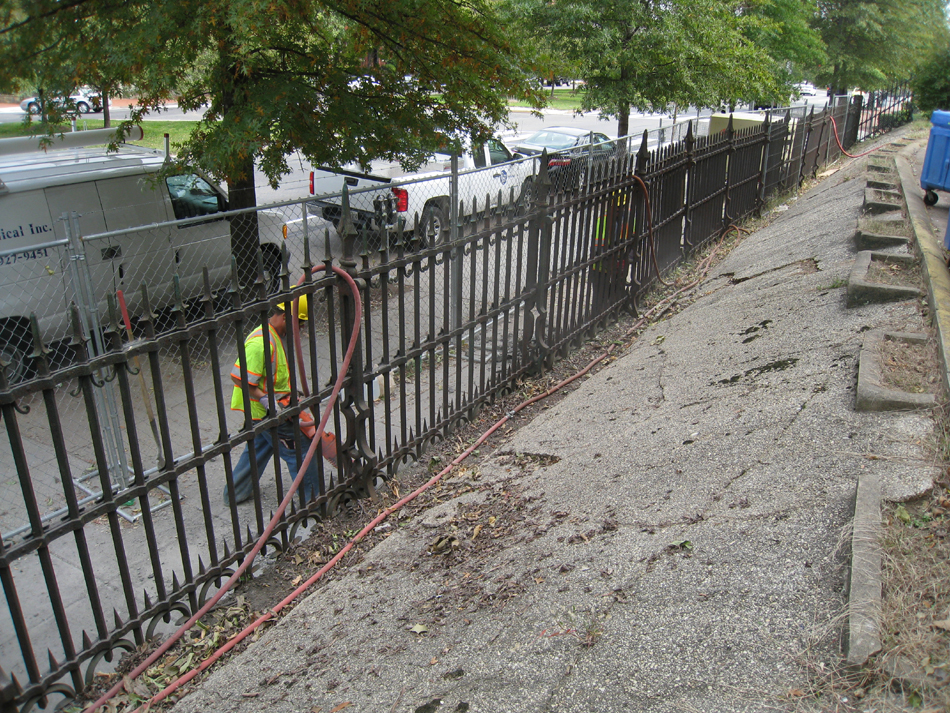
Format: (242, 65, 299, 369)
(169, 143, 936, 712)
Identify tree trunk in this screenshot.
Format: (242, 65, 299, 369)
(102, 88, 110, 128)
(830, 63, 843, 99)
(618, 103, 630, 138)
(227, 149, 261, 297)
(219, 39, 260, 296)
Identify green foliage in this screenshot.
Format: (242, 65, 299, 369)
(913, 47, 950, 114)
(0, 0, 543, 188)
(507, 0, 783, 136)
(739, 0, 826, 94)
(813, 0, 949, 93)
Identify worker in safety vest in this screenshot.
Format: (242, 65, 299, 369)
(591, 190, 632, 314)
(224, 297, 334, 505)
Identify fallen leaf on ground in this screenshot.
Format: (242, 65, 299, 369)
(331, 703, 352, 712)
(410, 623, 429, 635)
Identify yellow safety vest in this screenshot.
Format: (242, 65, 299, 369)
(230, 324, 291, 420)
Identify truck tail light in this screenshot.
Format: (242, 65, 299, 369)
(392, 187, 409, 212)
(309, 171, 314, 195)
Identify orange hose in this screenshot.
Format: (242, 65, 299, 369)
(629, 174, 672, 288)
(829, 114, 879, 159)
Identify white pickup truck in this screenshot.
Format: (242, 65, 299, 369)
(308, 138, 536, 245)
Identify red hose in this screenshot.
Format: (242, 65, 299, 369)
(829, 114, 879, 159)
(630, 174, 672, 288)
(84, 265, 362, 713)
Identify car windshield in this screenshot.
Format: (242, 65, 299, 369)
(522, 131, 579, 150)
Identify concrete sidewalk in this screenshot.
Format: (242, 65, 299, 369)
(168, 128, 941, 713)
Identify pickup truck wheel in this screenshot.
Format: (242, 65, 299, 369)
(76, 101, 91, 114)
(420, 203, 449, 248)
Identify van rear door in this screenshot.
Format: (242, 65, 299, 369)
(95, 175, 175, 314)
(0, 189, 69, 343)
(44, 182, 112, 335)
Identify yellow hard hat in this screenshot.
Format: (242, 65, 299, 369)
(277, 295, 309, 321)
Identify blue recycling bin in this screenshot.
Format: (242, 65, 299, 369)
(920, 110, 950, 209)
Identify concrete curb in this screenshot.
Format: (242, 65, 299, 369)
(853, 229, 911, 250)
(867, 177, 899, 191)
(846, 469, 883, 666)
(843, 140, 941, 669)
(863, 187, 903, 214)
(855, 329, 937, 411)
(847, 250, 923, 306)
(842, 139, 950, 667)
(895, 151, 950, 397)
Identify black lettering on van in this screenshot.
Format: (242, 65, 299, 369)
(0, 225, 24, 241)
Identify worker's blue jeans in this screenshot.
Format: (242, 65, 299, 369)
(225, 426, 321, 504)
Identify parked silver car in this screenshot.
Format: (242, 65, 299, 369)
(19, 87, 103, 115)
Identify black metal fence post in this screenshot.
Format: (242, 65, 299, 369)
(723, 114, 736, 227)
(758, 113, 772, 212)
(521, 152, 552, 371)
(683, 122, 696, 250)
(844, 94, 863, 149)
(335, 187, 377, 497)
(799, 108, 815, 186)
(536, 156, 554, 368)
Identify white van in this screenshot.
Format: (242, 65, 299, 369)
(0, 128, 294, 383)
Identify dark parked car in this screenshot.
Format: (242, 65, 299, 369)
(512, 127, 617, 189)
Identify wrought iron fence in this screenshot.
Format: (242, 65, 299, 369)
(855, 80, 915, 142)
(0, 95, 902, 710)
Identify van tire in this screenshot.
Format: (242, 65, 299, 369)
(419, 202, 449, 248)
(0, 322, 32, 385)
(261, 247, 283, 295)
(517, 178, 534, 216)
(576, 164, 588, 190)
